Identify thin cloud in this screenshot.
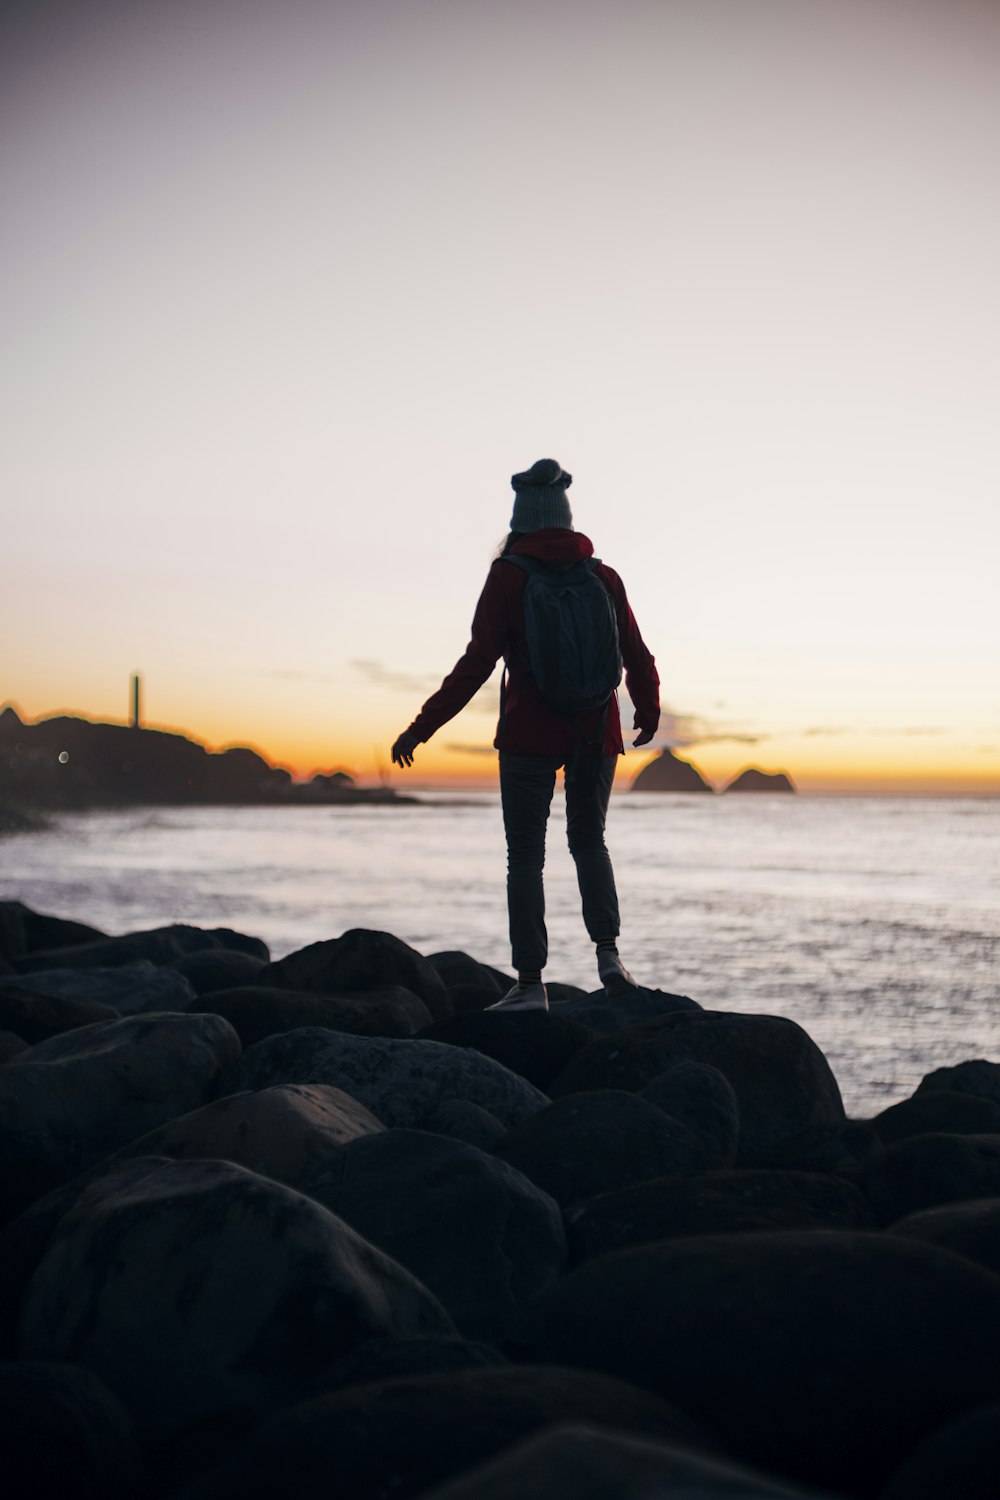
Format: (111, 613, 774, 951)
(871, 726, 949, 737)
(444, 742, 496, 755)
(803, 726, 853, 738)
(259, 669, 338, 683)
(351, 658, 441, 694)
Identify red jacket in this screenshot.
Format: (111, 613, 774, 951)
(407, 530, 660, 758)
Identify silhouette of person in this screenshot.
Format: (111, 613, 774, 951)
(392, 458, 660, 1011)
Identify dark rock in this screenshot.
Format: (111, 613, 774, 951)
(0, 1012, 241, 1220)
(419, 1098, 506, 1150)
(723, 767, 796, 793)
(495, 1091, 708, 1211)
(418, 1009, 594, 1091)
(0, 901, 106, 965)
(427, 950, 506, 994)
(168, 947, 266, 995)
(870, 1089, 1000, 1145)
(308, 1334, 508, 1396)
(879, 1401, 1000, 1500)
(192, 983, 433, 1046)
(889, 1197, 1000, 1277)
(640, 1062, 740, 1167)
(260, 928, 451, 1020)
(0, 984, 120, 1044)
(18, 1157, 453, 1441)
(0, 1358, 142, 1500)
(1, 961, 195, 1015)
(417, 1422, 826, 1500)
(0, 1158, 173, 1358)
(241, 1028, 548, 1130)
(535, 1230, 1000, 1496)
(0, 1030, 28, 1063)
(17, 922, 269, 973)
(855, 1132, 1000, 1225)
(551, 1010, 845, 1166)
(301, 1129, 566, 1343)
(553, 985, 701, 1033)
(105, 1084, 384, 1189)
(567, 1168, 872, 1263)
(630, 749, 714, 793)
(915, 1059, 1000, 1108)
(752, 1118, 881, 1174)
(442, 982, 497, 1014)
(173, 1365, 706, 1500)
(545, 981, 589, 1005)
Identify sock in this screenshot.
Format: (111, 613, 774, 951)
(517, 970, 542, 987)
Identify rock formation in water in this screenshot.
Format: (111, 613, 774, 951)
(629, 749, 714, 794)
(1, 896, 1000, 1499)
(723, 767, 796, 794)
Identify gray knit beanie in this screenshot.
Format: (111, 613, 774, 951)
(509, 457, 573, 532)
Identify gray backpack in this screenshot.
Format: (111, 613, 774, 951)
(501, 555, 622, 717)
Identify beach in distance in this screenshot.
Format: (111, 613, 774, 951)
(3, 790, 997, 1115)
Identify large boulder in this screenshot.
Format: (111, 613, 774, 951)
(0, 1358, 142, 1500)
(420, 1099, 506, 1150)
(640, 1062, 741, 1168)
(105, 1085, 384, 1190)
(193, 984, 433, 1046)
(496, 1091, 708, 1210)
(259, 929, 451, 1020)
(241, 1028, 548, 1130)
(552, 986, 701, 1034)
(301, 1129, 566, 1343)
(174, 1366, 706, 1500)
(915, 1059, 1000, 1108)
(16, 923, 268, 972)
(854, 1132, 1000, 1225)
(0, 984, 119, 1045)
(1, 962, 195, 1015)
(168, 948, 266, 995)
(870, 1089, 1000, 1146)
(418, 1422, 825, 1500)
(427, 951, 507, 995)
(550, 1010, 845, 1165)
(310, 1334, 508, 1395)
(0, 902, 106, 966)
(18, 1157, 453, 1441)
(0, 1012, 241, 1218)
(418, 1010, 594, 1091)
(880, 1401, 1000, 1500)
(535, 1230, 1000, 1496)
(890, 1197, 1000, 1277)
(567, 1168, 872, 1263)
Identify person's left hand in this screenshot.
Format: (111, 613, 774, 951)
(633, 728, 654, 748)
(391, 731, 419, 767)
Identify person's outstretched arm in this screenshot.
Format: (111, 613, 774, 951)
(391, 566, 507, 768)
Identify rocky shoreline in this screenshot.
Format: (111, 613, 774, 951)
(2, 902, 999, 1498)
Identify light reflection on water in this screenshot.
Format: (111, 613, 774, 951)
(2, 792, 998, 1115)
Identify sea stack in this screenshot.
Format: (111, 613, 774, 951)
(631, 750, 714, 794)
(724, 768, 796, 794)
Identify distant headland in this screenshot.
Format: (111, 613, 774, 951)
(0, 704, 413, 813)
(631, 748, 796, 795)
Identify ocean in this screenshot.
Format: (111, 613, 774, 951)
(2, 792, 998, 1115)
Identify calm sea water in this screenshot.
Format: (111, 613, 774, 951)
(2, 793, 998, 1115)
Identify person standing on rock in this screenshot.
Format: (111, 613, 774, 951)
(391, 458, 660, 1012)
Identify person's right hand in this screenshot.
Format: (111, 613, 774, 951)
(391, 730, 419, 768)
(633, 728, 654, 748)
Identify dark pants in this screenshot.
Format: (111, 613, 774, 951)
(499, 751, 620, 974)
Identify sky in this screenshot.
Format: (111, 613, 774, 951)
(3, 0, 999, 793)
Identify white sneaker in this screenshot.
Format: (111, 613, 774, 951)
(486, 982, 549, 1013)
(598, 950, 640, 992)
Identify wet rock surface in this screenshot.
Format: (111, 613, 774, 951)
(174, 1365, 707, 1500)
(551, 1009, 845, 1164)
(301, 1128, 566, 1342)
(18, 1157, 453, 1440)
(192, 982, 433, 1045)
(241, 1027, 549, 1129)
(2, 903, 1000, 1500)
